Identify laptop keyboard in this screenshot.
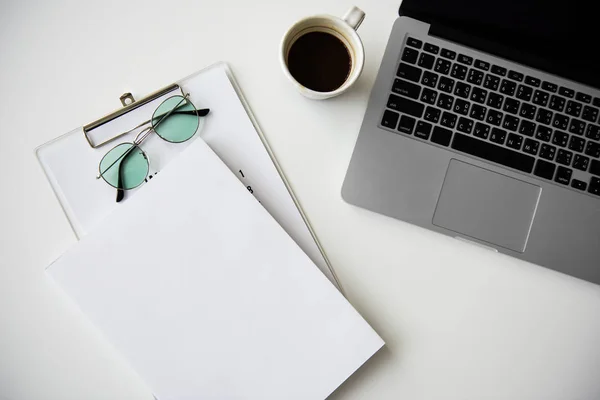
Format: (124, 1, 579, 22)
(381, 36, 600, 197)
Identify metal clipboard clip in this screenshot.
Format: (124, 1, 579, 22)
(82, 83, 182, 149)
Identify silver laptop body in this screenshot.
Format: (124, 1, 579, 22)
(343, 17, 600, 284)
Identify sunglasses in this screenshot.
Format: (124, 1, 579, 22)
(97, 94, 209, 202)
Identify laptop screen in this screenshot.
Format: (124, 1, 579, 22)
(399, 0, 598, 88)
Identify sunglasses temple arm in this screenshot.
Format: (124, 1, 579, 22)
(116, 166, 125, 202)
(151, 108, 210, 119)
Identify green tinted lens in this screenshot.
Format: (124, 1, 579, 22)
(99, 143, 149, 190)
(152, 95, 200, 143)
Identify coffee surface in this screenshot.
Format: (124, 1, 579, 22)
(287, 32, 351, 92)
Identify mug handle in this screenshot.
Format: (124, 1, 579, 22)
(343, 6, 366, 30)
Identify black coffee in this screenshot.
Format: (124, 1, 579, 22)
(287, 31, 351, 92)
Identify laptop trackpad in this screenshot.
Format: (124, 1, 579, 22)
(432, 160, 541, 253)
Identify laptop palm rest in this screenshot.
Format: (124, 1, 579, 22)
(432, 160, 541, 253)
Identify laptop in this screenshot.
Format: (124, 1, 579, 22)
(342, 0, 600, 284)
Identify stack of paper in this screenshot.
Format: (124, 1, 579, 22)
(48, 138, 384, 399)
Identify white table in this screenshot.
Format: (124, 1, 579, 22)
(2, 1, 600, 399)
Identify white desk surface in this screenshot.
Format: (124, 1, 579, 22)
(1, 1, 599, 399)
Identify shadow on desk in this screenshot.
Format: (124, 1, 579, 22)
(329, 345, 394, 399)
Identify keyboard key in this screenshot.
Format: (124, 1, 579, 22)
(549, 95, 565, 112)
(402, 47, 419, 64)
(536, 126, 553, 142)
(421, 71, 438, 88)
(392, 79, 421, 99)
(542, 81, 558, 92)
(424, 43, 439, 54)
(502, 115, 520, 132)
(424, 106, 441, 123)
(500, 79, 517, 96)
(532, 90, 549, 106)
(467, 69, 484, 85)
(440, 48, 456, 60)
(431, 126, 453, 146)
(516, 85, 533, 101)
(569, 119, 586, 136)
(540, 144, 556, 160)
(519, 120, 536, 137)
(406, 37, 422, 48)
(552, 130, 569, 147)
(556, 149, 573, 165)
(397, 63, 422, 82)
(555, 166, 572, 185)
(525, 76, 541, 87)
(508, 70, 524, 82)
(401, 47, 419, 64)
(487, 92, 504, 109)
(398, 115, 416, 134)
(387, 94, 425, 118)
(452, 133, 535, 173)
(457, 117, 474, 134)
(420, 88, 438, 105)
(414, 121, 432, 140)
(576, 92, 591, 103)
(582, 106, 599, 123)
(491, 65, 507, 76)
(486, 109, 503, 126)
(565, 100, 582, 117)
(506, 133, 523, 149)
(552, 114, 569, 130)
(503, 98, 520, 114)
(559, 87, 575, 98)
(451, 64, 468, 80)
(534, 159, 556, 180)
(471, 87, 487, 104)
(434, 58, 451, 75)
(523, 138, 540, 155)
(572, 179, 587, 190)
(573, 154, 589, 171)
(569, 136, 585, 153)
(474, 60, 490, 71)
(454, 82, 471, 99)
(458, 54, 473, 65)
(483, 74, 500, 91)
(490, 128, 507, 144)
(441, 111, 458, 129)
(594, 97, 600, 107)
(453, 98, 470, 115)
(519, 103, 537, 119)
(470, 104, 487, 121)
(381, 110, 399, 129)
(590, 159, 600, 176)
(589, 177, 600, 196)
(437, 93, 454, 110)
(536, 108, 553, 125)
(473, 122, 490, 139)
(418, 53, 435, 69)
(586, 125, 600, 141)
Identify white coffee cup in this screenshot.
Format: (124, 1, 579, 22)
(280, 6, 366, 100)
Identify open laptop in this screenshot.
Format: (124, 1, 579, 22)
(342, 0, 600, 284)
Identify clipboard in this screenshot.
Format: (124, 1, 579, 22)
(36, 62, 342, 290)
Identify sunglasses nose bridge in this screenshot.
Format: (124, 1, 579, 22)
(134, 126, 154, 144)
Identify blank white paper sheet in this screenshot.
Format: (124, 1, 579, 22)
(48, 138, 383, 400)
